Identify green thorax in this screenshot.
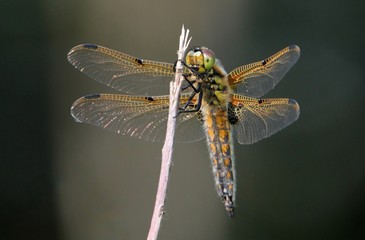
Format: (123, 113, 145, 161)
(201, 59, 232, 107)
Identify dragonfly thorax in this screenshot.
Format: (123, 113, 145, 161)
(202, 77, 232, 107)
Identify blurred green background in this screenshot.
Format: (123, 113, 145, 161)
(1, 0, 364, 239)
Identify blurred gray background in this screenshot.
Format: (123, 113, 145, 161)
(1, 0, 364, 239)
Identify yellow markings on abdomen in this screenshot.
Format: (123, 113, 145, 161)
(207, 129, 216, 142)
(209, 143, 217, 155)
(218, 130, 228, 142)
(203, 105, 236, 217)
(221, 144, 230, 157)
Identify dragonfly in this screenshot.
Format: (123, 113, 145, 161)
(68, 43, 300, 217)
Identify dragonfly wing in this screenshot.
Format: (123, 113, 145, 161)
(228, 45, 300, 98)
(68, 44, 178, 95)
(229, 94, 300, 144)
(70, 93, 205, 143)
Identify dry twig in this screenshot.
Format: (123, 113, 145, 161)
(146, 26, 191, 240)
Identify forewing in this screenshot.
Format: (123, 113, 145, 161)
(230, 94, 300, 144)
(68, 44, 179, 95)
(228, 45, 300, 98)
(70, 93, 205, 143)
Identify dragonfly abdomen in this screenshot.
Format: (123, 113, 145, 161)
(203, 106, 236, 217)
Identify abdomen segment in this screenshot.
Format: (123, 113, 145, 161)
(203, 106, 236, 217)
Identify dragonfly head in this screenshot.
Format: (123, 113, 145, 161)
(186, 46, 215, 73)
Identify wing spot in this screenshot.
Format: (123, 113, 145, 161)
(84, 94, 101, 99)
(136, 58, 144, 65)
(145, 96, 154, 102)
(83, 44, 98, 50)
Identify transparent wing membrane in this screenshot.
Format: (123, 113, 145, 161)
(71, 93, 205, 143)
(69, 44, 300, 145)
(230, 94, 300, 144)
(228, 45, 300, 98)
(68, 44, 178, 95)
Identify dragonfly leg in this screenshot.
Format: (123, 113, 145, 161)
(181, 81, 194, 91)
(173, 59, 205, 116)
(181, 74, 199, 92)
(178, 86, 203, 114)
(180, 90, 197, 110)
(173, 60, 179, 72)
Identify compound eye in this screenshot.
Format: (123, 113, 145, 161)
(201, 48, 215, 70)
(185, 50, 203, 67)
(185, 50, 195, 66)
